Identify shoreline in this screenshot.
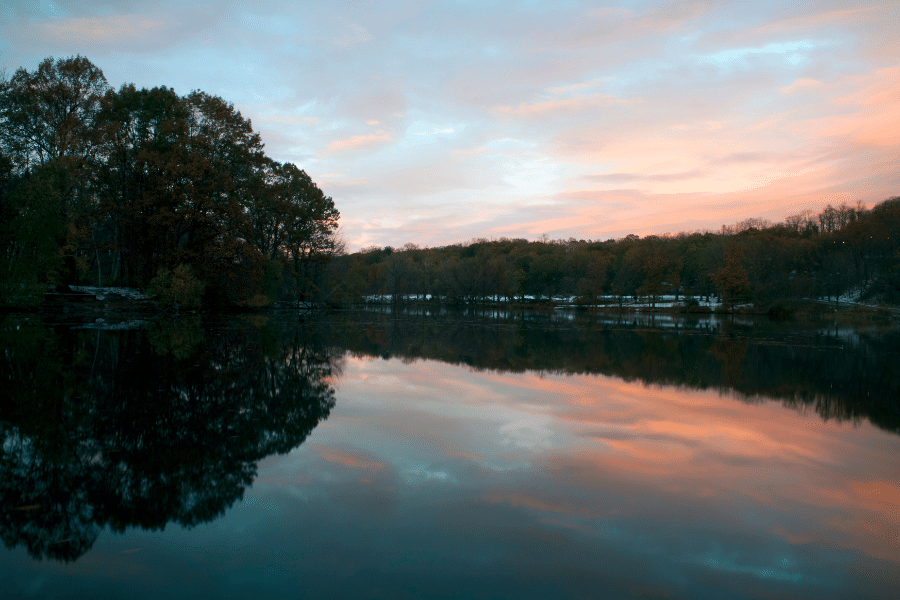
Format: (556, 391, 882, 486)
(2, 288, 896, 324)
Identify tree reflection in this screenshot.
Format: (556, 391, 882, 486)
(3, 309, 898, 563)
(328, 309, 900, 435)
(0, 316, 337, 562)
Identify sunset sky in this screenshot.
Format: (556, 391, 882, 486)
(2, 0, 899, 250)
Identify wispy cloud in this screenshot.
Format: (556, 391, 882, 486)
(332, 23, 373, 48)
(38, 14, 170, 42)
(326, 131, 393, 152)
(585, 170, 709, 184)
(259, 115, 320, 126)
(780, 77, 824, 94)
(493, 93, 633, 118)
(547, 77, 609, 95)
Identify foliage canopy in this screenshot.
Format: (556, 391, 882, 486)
(0, 56, 341, 307)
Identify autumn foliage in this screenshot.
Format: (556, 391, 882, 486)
(325, 198, 900, 310)
(0, 56, 341, 308)
(712, 243, 750, 309)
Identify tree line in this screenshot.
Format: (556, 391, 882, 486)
(326, 198, 900, 311)
(0, 56, 341, 308)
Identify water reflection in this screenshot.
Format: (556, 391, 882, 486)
(256, 309, 895, 598)
(2, 308, 898, 599)
(0, 315, 337, 562)
(247, 351, 899, 599)
(322, 308, 900, 434)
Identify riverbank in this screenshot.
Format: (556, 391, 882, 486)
(353, 294, 898, 321)
(5, 286, 897, 325)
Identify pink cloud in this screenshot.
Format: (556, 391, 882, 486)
(325, 131, 393, 152)
(493, 93, 633, 118)
(36, 15, 171, 43)
(780, 77, 824, 94)
(319, 447, 386, 473)
(818, 66, 900, 147)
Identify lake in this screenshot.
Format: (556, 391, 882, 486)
(1, 308, 898, 599)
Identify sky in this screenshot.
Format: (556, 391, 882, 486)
(2, 0, 899, 250)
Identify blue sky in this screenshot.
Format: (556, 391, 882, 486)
(2, 0, 898, 249)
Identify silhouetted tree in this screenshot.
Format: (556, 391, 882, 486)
(712, 243, 751, 309)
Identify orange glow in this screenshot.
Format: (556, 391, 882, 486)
(601, 438, 693, 463)
(851, 480, 900, 508)
(334, 342, 900, 569)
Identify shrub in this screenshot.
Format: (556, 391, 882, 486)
(686, 304, 712, 314)
(146, 264, 205, 310)
(766, 301, 795, 320)
(678, 297, 711, 314)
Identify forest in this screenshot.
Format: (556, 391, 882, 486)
(327, 198, 900, 312)
(0, 56, 340, 308)
(3, 56, 899, 312)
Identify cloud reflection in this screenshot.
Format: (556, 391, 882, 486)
(279, 354, 900, 593)
(10, 335, 896, 598)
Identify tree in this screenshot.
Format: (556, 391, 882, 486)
(574, 249, 609, 303)
(0, 55, 341, 307)
(632, 238, 681, 308)
(93, 84, 191, 287)
(0, 55, 108, 168)
(712, 243, 750, 310)
(249, 162, 340, 305)
(0, 164, 69, 301)
(0, 56, 109, 295)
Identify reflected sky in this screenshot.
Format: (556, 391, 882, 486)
(7, 352, 895, 599)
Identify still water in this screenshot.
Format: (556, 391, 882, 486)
(1, 309, 898, 599)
